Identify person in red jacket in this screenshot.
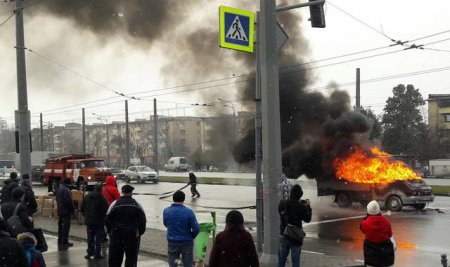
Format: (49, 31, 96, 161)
(102, 176, 121, 206)
(360, 200, 395, 267)
(209, 210, 259, 267)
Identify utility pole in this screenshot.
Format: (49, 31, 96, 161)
(153, 98, 159, 172)
(255, 11, 264, 253)
(259, 0, 282, 265)
(14, 0, 31, 176)
(125, 100, 130, 168)
(106, 122, 110, 166)
(355, 68, 361, 112)
(82, 108, 86, 153)
(40, 113, 44, 151)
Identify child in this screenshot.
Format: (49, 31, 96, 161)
(17, 232, 46, 267)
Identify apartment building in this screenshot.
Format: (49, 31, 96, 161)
(428, 94, 450, 142)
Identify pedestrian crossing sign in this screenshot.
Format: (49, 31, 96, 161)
(219, 6, 255, 53)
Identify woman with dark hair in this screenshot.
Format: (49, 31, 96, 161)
(209, 210, 259, 267)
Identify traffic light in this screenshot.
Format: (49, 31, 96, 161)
(309, 0, 326, 28)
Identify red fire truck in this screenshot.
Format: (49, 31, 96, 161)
(42, 154, 111, 193)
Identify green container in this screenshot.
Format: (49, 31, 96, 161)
(194, 222, 216, 260)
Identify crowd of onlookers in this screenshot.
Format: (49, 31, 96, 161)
(0, 170, 396, 267)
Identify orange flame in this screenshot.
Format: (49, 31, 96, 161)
(333, 146, 420, 184)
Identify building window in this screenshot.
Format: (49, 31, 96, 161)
(196, 121, 201, 127)
(445, 114, 450, 122)
(180, 130, 185, 135)
(180, 139, 186, 145)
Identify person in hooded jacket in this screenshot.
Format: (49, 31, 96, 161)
(278, 184, 312, 267)
(188, 171, 200, 198)
(17, 232, 46, 267)
(360, 200, 395, 267)
(1, 171, 19, 204)
(1, 187, 33, 236)
(81, 184, 109, 260)
(19, 174, 38, 217)
(102, 176, 121, 205)
(209, 210, 259, 267)
(0, 218, 29, 267)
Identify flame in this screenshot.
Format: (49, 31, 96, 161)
(333, 146, 420, 184)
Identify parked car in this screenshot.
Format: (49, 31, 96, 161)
(164, 157, 189, 172)
(110, 168, 125, 180)
(31, 164, 45, 183)
(124, 166, 159, 184)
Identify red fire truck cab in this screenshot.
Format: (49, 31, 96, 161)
(43, 154, 112, 192)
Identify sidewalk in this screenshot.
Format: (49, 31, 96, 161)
(34, 216, 363, 267)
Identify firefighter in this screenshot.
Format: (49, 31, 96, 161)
(188, 171, 200, 198)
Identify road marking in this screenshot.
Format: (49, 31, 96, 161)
(303, 250, 324, 255)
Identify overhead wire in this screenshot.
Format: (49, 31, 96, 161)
(0, 11, 13, 28)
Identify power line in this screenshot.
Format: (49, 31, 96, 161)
(0, 11, 13, 28)
(327, 1, 392, 41)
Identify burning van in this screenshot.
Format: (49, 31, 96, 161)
(317, 146, 435, 211)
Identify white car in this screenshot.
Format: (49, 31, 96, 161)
(124, 166, 159, 184)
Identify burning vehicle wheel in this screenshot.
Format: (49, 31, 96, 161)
(386, 195, 403, 211)
(413, 203, 426, 210)
(336, 192, 352, 208)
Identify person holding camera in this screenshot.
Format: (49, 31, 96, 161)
(278, 184, 312, 267)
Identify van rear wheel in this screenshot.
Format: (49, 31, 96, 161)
(336, 192, 352, 208)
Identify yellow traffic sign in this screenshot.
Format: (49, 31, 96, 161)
(219, 6, 255, 53)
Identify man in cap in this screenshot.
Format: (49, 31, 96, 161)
(105, 184, 147, 267)
(1, 171, 19, 204)
(56, 177, 75, 248)
(19, 174, 38, 217)
(163, 190, 199, 267)
(1, 187, 33, 236)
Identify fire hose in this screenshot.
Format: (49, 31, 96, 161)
(132, 183, 191, 198)
(133, 183, 256, 210)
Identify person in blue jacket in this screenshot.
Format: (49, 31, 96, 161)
(163, 190, 199, 267)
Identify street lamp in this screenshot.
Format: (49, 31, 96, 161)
(92, 113, 110, 167)
(217, 98, 237, 139)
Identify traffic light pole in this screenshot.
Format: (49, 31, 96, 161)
(257, 1, 326, 265)
(14, 0, 31, 176)
(259, 0, 282, 265)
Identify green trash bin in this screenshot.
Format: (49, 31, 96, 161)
(194, 211, 216, 263)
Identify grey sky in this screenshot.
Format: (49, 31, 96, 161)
(0, 0, 449, 128)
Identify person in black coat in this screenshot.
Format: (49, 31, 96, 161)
(81, 184, 109, 260)
(19, 174, 38, 217)
(188, 171, 200, 198)
(1, 187, 33, 237)
(278, 184, 312, 267)
(0, 172, 19, 204)
(105, 184, 146, 267)
(56, 177, 75, 248)
(0, 218, 29, 267)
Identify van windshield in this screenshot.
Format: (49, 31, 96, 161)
(180, 158, 187, 164)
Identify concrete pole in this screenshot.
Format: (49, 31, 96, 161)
(255, 11, 264, 253)
(106, 123, 110, 166)
(125, 100, 130, 168)
(259, 0, 282, 265)
(153, 98, 159, 172)
(15, 0, 31, 176)
(40, 113, 44, 151)
(355, 68, 361, 112)
(82, 108, 86, 153)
